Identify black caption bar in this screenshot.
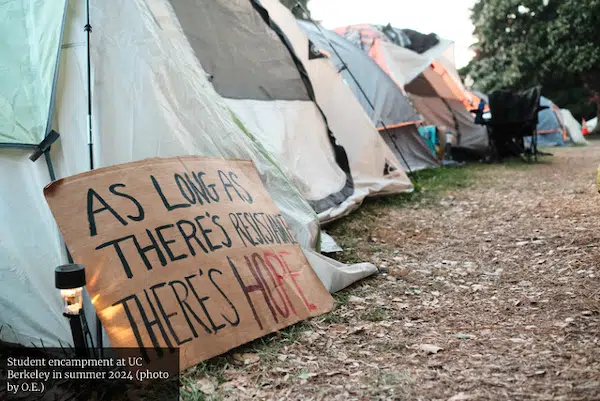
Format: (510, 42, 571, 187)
(0, 346, 179, 400)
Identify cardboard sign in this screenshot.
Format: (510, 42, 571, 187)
(44, 156, 333, 370)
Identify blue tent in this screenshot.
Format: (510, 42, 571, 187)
(536, 96, 567, 147)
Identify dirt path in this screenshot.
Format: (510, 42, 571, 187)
(183, 143, 600, 401)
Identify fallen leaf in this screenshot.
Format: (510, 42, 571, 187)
(233, 352, 260, 365)
(418, 344, 443, 354)
(301, 330, 321, 344)
(390, 268, 410, 278)
(348, 295, 365, 304)
(448, 392, 471, 401)
(408, 288, 422, 295)
(298, 372, 318, 380)
(195, 376, 218, 395)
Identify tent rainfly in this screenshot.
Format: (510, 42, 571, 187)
(297, 19, 440, 172)
(336, 24, 490, 157)
(0, 0, 378, 349)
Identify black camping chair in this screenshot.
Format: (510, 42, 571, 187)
(472, 86, 547, 162)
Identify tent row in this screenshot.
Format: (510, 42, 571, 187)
(305, 21, 586, 152)
(0, 0, 399, 348)
(2, 0, 480, 351)
(3, 0, 584, 350)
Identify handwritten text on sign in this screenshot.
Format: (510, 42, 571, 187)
(44, 157, 333, 370)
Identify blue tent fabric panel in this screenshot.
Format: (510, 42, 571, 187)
(534, 96, 565, 147)
(418, 125, 437, 155)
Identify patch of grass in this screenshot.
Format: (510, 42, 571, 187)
(326, 165, 477, 263)
(498, 155, 553, 169)
(180, 376, 223, 401)
(321, 312, 346, 324)
(180, 356, 230, 400)
(181, 321, 310, 399)
(361, 307, 389, 322)
(333, 290, 350, 306)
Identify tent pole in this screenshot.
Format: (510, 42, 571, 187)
(85, 0, 94, 170)
(84, 0, 103, 355)
(295, 2, 414, 175)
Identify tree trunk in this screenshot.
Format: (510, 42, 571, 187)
(582, 71, 600, 133)
(593, 98, 600, 134)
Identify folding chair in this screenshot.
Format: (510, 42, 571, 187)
(473, 86, 547, 162)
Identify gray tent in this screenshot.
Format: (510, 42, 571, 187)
(298, 20, 440, 172)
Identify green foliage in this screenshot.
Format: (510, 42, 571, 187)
(461, 0, 600, 120)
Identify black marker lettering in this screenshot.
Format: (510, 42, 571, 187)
(211, 215, 232, 248)
(208, 268, 240, 326)
(174, 173, 196, 205)
(111, 294, 152, 362)
(143, 288, 175, 349)
(96, 235, 136, 278)
(195, 215, 221, 252)
(229, 257, 263, 330)
(168, 279, 207, 338)
(218, 170, 243, 202)
(87, 188, 127, 237)
(151, 175, 190, 211)
(109, 183, 145, 222)
(155, 224, 187, 262)
(176, 219, 208, 256)
(150, 283, 190, 345)
(228, 171, 253, 203)
(183, 274, 214, 335)
(133, 229, 167, 270)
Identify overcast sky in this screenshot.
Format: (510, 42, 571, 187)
(309, 0, 477, 68)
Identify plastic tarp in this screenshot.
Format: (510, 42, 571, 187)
(0, 0, 376, 348)
(560, 109, 587, 145)
(0, 0, 66, 146)
(297, 20, 439, 171)
(335, 24, 452, 87)
(586, 117, 597, 132)
(378, 38, 453, 88)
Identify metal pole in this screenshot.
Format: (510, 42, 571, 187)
(84, 0, 103, 355)
(67, 314, 89, 358)
(295, 2, 414, 174)
(85, 0, 94, 170)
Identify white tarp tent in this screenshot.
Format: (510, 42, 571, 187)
(587, 117, 597, 132)
(560, 109, 587, 145)
(0, 0, 376, 348)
